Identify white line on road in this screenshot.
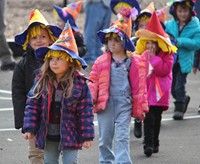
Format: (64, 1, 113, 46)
(1, 113, 200, 132)
(0, 97, 12, 100)
(0, 108, 13, 111)
(0, 89, 11, 94)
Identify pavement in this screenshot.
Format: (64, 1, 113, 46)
(0, 70, 200, 164)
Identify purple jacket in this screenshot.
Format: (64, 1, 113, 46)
(145, 50, 173, 110)
(23, 72, 94, 150)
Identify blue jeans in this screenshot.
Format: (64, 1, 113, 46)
(171, 62, 188, 103)
(44, 140, 78, 164)
(83, 1, 111, 64)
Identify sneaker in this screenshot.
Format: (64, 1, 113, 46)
(153, 146, 159, 153)
(1, 61, 16, 71)
(133, 120, 142, 138)
(183, 95, 190, 114)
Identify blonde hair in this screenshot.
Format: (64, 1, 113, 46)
(23, 24, 58, 50)
(31, 51, 80, 99)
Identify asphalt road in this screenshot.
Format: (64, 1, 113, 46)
(0, 70, 200, 164)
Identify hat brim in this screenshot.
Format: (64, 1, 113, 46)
(35, 44, 87, 69)
(97, 27, 135, 51)
(15, 22, 62, 47)
(53, 5, 79, 31)
(135, 29, 173, 46)
(110, 0, 141, 15)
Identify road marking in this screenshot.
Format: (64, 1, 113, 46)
(0, 89, 11, 94)
(1, 112, 200, 132)
(0, 97, 12, 100)
(0, 108, 13, 111)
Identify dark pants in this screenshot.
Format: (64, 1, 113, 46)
(171, 62, 188, 103)
(144, 106, 163, 148)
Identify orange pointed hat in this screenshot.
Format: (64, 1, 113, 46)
(97, 8, 135, 51)
(156, 5, 169, 24)
(135, 11, 177, 54)
(134, 2, 155, 30)
(15, 9, 62, 48)
(53, 1, 82, 31)
(35, 21, 87, 69)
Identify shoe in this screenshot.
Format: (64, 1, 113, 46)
(1, 61, 16, 71)
(133, 120, 142, 138)
(153, 146, 159, 153)
(173, 111, 184, 120)
(183, 95, 190, 114)
(144, 147, 153, 157)
(198, 105, 200, 114)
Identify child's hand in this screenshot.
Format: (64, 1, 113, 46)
(193, 67, 198, 74)
(23, 132, 34, 140)
(82, 141, 92, 149)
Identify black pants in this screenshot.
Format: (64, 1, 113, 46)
(144, 106, 163, 148)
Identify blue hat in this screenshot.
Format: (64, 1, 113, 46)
(97, 8, 135, 51)
(168, 0, 196, 16)
(15, 9, 62, 49)
(110, 0, 141, 15)
(53, 1, 82, 31)
(35, 22, 87, 69)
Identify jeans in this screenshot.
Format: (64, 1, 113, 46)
(171, 62, 188, 103)
(83, 1, 111, 64)
(44, 140, 78, 164)
(0, 0, 13, 63)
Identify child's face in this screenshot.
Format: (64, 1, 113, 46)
(146, 40, 159, 55)
(49, 56, 70, 80)
(29, 28, 53, 50)
(176, 5, 190, 24)
(56, 17, 65, 29)
(138, 20, 148, 30)
(107, 35, 124, 54)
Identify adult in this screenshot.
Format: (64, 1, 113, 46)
(83, 0, 112, 69)
(0, 0, 15, 70)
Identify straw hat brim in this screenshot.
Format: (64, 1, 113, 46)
(135, 29, 173, 46)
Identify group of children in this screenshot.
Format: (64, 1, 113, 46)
(11, 0, 200, 163)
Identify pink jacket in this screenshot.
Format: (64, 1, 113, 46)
(144, 50, 173, 110)
(88, 51, 148, 120)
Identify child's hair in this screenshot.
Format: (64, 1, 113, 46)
(31, 50, 80, 99)
(23, 24, 58, 50)
(173, 1, 192, 21)
(103, 32, 127, 53)
(135, 15, 150, 31)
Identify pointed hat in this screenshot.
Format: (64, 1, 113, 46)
(97, 8, 135, 51)
(35, 21, 87, 69)
(53, 1, 82, 31)
(15, 9, 62, 48)
(135, 11, 177, 54)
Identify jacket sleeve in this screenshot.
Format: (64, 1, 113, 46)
(129, 53, 149, 120)
(76, 78, 94, 142)
(12, 59, 27, 129)
(23, 79, 42, 135)
(150, 52, 174, 77)
(88, 62, 99, 104)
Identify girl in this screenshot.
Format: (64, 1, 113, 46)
(12, 9, 62, 164)
(89, 8, 148, 164)
(23, 22, 94, 164)
(165, 0, 200, 120)
(135, 11, 177, 157)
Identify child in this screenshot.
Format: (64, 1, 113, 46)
(23, 22, 94, 164)
(89, 8, 148, 163)
(135, 11, 177, 157)
(165, 0, 200, 120)
(53, 0, 86, 57)
(132, 2, 155, 139)
(12, 9, 62, 164)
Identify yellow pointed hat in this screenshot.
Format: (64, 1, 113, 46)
(15, 9, 62, 48)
